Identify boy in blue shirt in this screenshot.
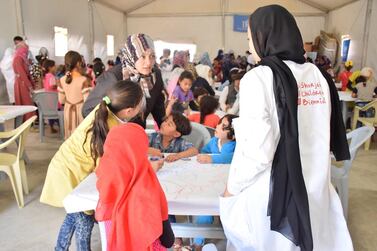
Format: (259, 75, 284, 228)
(194, 114, 238, 249)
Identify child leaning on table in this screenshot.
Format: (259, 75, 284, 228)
(193, 114, 238, 250)
(40, 81, 160, 251)
(148, 111, 199, 162)
(95, 123, 174, 251)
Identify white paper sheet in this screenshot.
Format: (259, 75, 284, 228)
(63, 157, 230, 216)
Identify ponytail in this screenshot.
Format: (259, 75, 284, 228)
(64, 50, 83, 84)
(65, 71, 73, 84)
(83, 80, 143, 164)
(83, 101, 109, 164)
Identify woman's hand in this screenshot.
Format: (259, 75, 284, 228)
(223, 186, 234, 197)
(150, 159, 164, 172)
(197, 154, 212, 164)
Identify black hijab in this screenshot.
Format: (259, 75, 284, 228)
(249, 5, 350, 251)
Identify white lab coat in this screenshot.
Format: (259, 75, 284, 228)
(220, 61, 353, 251)
(0, 48, 15, 103)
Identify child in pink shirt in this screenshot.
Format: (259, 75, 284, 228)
(42, 59, 58, 91)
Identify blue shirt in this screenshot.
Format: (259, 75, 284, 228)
(149, 132, 194, 153)
(201, 137, 236, 164)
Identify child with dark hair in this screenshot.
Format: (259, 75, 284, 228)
(42, 59, 57, 91)
(58, 50, 92, 138)
(93, 61, 105, 79)
(189, 87, 209, 111)
(193, 114, 238, 249)
(188, 95, 220, 128)
(40, 81, 148, 251)
(13, 35, 23, 45)
(107, 59, 115, 70)
(42, 59, 59, 133)
(172, 70, 194, 112)
(148, 111, 199, 163)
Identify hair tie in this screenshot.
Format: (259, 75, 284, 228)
(66, 71, 71, 76)
(102, 96, 111, 105)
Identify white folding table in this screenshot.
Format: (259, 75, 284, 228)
(63, 156, 229, 249)
(338, 91, 357, 126)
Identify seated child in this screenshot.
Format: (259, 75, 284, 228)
(352, 76, 377, 119)
(219, 69, 245, 116)
(189, 87, 209, 111)
(193, 114, 238, 249)
(188, 95, 220, 128)
(352, 77, 377, 101)
(172, 70, 194, 113)
(148, 111, 199, 162)
(96, 123, 175, 250)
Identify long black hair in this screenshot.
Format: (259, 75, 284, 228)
(84, 80, 143, 164)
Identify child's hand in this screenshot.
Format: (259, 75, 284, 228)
(197, 154, 212, 164)
(168, 95, 178, 106)
(148, 147, 163, 157)
(150, 158, 164, 172)
(165, 153, 181, 162)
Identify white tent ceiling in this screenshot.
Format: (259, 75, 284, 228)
(95, 0, 359, 14)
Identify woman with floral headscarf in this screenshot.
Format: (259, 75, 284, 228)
(83, 34, 166, 128)
(13, 42, 36, 121)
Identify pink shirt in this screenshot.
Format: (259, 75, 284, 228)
(43, 73, 57, 92)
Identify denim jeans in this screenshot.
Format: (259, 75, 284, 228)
(55, 212, 95, 251)
(193, 216, 214, 245)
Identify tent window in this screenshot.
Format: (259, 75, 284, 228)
(54, 26, 68, 57)
(154, 40, 197, 63)
(107, 35, 114, 56)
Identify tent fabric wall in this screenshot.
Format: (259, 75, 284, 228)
(326, 0, 368, 70)
(0, 0, 125, 64)
(127, 0, 325, 59)
(365, 0, 377, 74)
(0, 0, 19, 59)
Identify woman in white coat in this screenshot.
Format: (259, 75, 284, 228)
(220, 5, 353, 251)
(0, 48, 16, 103)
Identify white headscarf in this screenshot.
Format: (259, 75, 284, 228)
(0, 48, 16, 103)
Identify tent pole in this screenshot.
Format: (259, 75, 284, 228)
(14, 0, 25, 36)
(361, 0, 373, 67)
(88, 0, 95, 61)
(221, 0, 226, 50)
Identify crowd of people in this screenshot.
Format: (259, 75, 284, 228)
(1, 3, 375, 251)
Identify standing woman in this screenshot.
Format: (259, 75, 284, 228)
(13, 42, 36, 121)
(0, 48, 15, 104)
(59, 51, 91, 138)
(83, 34, 166, 129)
(220, 5, 353, 251)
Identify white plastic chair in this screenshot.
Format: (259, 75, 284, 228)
(183, 122, 211, 149)
(0, 115, 37, 208)
(331, 126, 375, 218)
(203, 243, 218, 251)
(205, 126, 215, 137)
(33, 92, 64, 141)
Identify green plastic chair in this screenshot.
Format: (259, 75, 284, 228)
(0, 115, 36, 208)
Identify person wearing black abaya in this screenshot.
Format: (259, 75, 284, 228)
(219, 5, 353, 251)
